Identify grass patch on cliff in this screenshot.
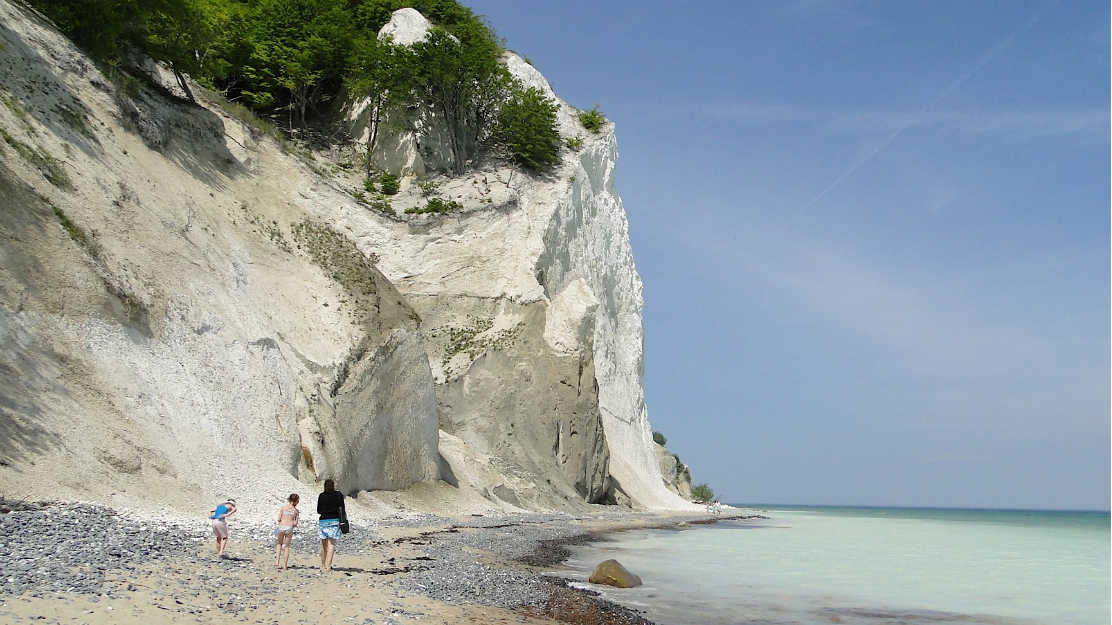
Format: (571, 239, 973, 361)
(292, 220, 380, 325)
(430, 316, 524, 373)
(58, 105, 96, 142)
(203, 87, 295, 153)
(2, 93, 35, 135)
(51, 204, 101, 259)
(0, 127, 71, 189)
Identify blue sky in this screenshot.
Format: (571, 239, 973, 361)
(464, 1, 1110, 510)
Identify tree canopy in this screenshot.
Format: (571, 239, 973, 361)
(29, 0, 567, 174)
(691, 483, 715, 503)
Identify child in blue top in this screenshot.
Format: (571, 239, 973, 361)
(208, 498, 237, 558)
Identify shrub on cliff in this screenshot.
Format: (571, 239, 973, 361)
(578, 104, 606, 133)
(652, 431, 667, 446)
(494, 85, 559, 172)
(378, 173, 400, 195)
(405, 197, 461, 214)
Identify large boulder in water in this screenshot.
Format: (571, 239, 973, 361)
(588, 559, 642, 588)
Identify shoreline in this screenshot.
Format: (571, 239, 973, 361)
(0, 497, 757, 624)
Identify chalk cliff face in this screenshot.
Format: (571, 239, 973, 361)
(0, 0, 439, 513)
(0, 3, 693, 514)
(339, 10, 689, 510)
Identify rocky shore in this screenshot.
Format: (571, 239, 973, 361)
(0, 498, 752, 624)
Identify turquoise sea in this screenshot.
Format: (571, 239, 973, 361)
(563, 506, 1110, 624)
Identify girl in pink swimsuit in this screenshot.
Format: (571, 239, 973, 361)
(274, 493, 300, 570)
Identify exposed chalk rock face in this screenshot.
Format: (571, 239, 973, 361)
(378, 7, 432, 46)
(655, 443, 692, 499)
(426, 297, 611, 507)
(336, 40, 692, 510)
(535, 133, 690, 510)
(0, 0, 438, 512)
(0, 1, 696, 515)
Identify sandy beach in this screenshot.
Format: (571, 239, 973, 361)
(0, 498, 742, 625)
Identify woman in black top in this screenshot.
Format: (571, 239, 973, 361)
(317, 479, 344, 571)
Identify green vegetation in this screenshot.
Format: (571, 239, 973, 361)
(652, 431, 667, 446)
(292, 220, 380, 324)
(51, 204, 101, 259)
(408, 21, 508, 173)
(565, 135, 583, 150)
(416, 179, 441, 198)
(2, 93, 34, 134)
(691, 483, 715, 503)
(368, 195, 394, 215)
(58, 106, 96, 141)
(1, 128, 71, 189)
(577, 104, 605, 133)
(430, 315, 523, 369)
(27, 0, 588, 177)
(405, 196, 460, 214)
(378, 172, 400, 195)
(494, 85, 559, 172)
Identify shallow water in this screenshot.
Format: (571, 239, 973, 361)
(563, 507, 1110, 624)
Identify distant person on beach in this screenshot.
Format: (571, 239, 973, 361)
(274, 493, 300, 570)
(208, 498, 236, 558)
(316, 479, 345, 572)
(713, 500, 721, 514)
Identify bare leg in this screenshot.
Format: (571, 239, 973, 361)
(320, 539, 327, 571)
(275, 534, 283, 567)
(279, 533, 292, 570)
(322, 538, 336, 571)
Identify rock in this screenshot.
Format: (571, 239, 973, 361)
(377, 8, 431, 46)
(588, 559, 642, 588)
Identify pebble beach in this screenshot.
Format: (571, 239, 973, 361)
(0, 498, 740, 624)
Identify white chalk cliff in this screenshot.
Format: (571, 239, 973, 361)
(0, 3, 693, 515)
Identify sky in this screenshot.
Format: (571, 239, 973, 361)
(464, 0, 1110, 511)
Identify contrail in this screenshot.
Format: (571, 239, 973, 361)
(765, 1, 1059, 241)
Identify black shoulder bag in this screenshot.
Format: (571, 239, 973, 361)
(339, 499, 350, 534)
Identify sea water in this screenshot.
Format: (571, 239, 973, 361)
(562, 507, 1110, 624)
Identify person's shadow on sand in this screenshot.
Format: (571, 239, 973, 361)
(216, 555, 251, 563)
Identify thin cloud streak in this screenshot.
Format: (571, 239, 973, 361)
(761, 0, 1060, 240)
(691, 101, 1109, 138)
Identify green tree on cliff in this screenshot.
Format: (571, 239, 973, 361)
(691, 483, 714, 503)
(408, 22, 507, 173)
(347, 36, 415, 174)
(240, 0, 355, 128)
(493, 84, 559, 172)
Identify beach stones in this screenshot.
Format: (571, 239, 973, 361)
(589, 559, 642, 588)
